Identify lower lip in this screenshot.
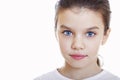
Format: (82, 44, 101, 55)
(70, 55, 87, 60)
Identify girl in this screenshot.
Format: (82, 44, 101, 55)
(35, 0, 120, 80)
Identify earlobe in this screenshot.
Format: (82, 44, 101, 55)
(102, 28, 111, 45)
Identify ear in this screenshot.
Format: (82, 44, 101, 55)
(102, 28, 111, 45)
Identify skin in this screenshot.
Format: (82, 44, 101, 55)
(56, 7, 110, 79)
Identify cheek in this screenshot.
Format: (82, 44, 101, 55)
(58, 37, 71, 54)
(60, 41, 70, 51)
(86, 39, 101, 55)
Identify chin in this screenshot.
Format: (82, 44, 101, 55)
(67, 61, 89, 69)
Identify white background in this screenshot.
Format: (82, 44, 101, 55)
(0, 0, 120, 80)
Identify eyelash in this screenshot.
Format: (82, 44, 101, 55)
(62, 30, 96, 38)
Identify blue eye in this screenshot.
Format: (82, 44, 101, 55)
(63, 30, 72, 36)
(86, 31, 96, 37)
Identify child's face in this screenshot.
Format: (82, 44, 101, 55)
(56, 8, 110, 68)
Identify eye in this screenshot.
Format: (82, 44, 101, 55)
(86, 31, 96, 37)
(62, 30, 73, 36)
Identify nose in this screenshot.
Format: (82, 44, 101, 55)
(71, 36, 85, 50)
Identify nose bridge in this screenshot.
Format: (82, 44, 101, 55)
(72, 34, 85, 50)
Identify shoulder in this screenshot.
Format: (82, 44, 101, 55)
(103, 70, 120, 80)
(34, 70, 57, 80)
(34, 69, 70, 80)
(85, 70, 120, 80)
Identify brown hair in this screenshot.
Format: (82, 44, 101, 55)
(55, 0, 111, 66)
(55, 0, 111, 35)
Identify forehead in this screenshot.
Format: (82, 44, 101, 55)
(57, 8, 104, 30)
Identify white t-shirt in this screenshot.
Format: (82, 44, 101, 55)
(34, 69, 120, 80)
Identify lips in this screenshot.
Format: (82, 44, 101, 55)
(70, 54, 88, 60)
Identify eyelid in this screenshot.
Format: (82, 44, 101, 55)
(87, 31, 96, 33)
(62, 30, 71, 33)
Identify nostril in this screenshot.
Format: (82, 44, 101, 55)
(71, 39, 85, 50)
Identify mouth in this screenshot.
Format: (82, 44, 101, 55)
(70, 54, 88, 60)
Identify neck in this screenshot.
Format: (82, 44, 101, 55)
(58, 62, 102, 80)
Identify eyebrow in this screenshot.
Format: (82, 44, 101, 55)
(60, 25, 99, 30)
(60, 25, 72, 30)
(87, 26, 99, 30)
